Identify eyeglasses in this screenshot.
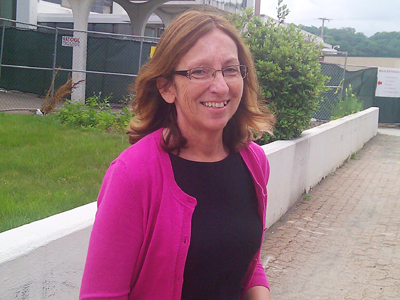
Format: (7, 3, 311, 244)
(173, 65, 248, 81)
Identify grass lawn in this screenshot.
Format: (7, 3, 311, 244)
(0, 113, 130, 232)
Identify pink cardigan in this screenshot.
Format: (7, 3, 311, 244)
(80, 128, 270, 300)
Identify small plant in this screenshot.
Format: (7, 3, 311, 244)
(40, 70, 84, 115)
(349, 153, 357, 160)
(56, 94, 133, 132)
(330, 84, 363, 120)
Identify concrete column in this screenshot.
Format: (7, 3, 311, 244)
(154, 8, 176, 29)
(67, 0, 95, 103)
(16, 0, 38, 25)
(115, 0, 169, 36)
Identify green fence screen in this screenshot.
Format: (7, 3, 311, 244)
(0, 25, 157, 103)
(344, 68, 400, 123)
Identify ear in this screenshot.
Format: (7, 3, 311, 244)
(157, 77, 176, 104)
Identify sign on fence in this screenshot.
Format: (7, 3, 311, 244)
(375, 67, 400, 98)
(62, 36, 80, 47)
(150, 46, 156, 58)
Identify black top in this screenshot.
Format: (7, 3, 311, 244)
(169, 151, 262, 300)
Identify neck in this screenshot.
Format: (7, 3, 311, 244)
(176, 128, 229, 162)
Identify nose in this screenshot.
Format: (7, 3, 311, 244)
(209, 71, 229, 95)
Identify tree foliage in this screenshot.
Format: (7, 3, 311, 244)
(299, 25, 400, 57)
(276, 0, 290, 24)
(229, 9, 329, 143)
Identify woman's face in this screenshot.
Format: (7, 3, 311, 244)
(159, 29, 244, 140)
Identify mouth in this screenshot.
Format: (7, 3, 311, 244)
(201, 100, 229, 108)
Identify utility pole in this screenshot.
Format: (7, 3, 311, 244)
(318, 17, 331, 40)
(255, 0, 261, 16)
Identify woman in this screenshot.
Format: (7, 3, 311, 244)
(80, 9, 275, 300)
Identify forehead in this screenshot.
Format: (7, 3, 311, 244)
(176, 29, 239, 68)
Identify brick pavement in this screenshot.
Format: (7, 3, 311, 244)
(262, 131, 400, 300)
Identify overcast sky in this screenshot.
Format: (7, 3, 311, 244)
(260, 0, 400, 37)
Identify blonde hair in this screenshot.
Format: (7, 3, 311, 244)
(128, 10, 274, 151)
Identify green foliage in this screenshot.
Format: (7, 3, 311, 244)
(276, 0, 290, 23)
(229, 8, 329, 143)
(330, 85, 363, 120)
(299, 25, 400, 58)
(56, 94, 132, 132)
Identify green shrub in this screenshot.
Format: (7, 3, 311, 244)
(330, 84, 363, 120)
(229, 7, 329, 144)
(56, 94, 132, 132)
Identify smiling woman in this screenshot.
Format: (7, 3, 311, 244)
(80, 9, 275, 300)
(156, 28, 246, 161)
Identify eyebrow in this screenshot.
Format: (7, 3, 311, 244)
(187, 58, 240, 68)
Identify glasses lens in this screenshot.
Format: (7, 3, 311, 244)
(190, 67, 213, 80)
(222, 65, 247, 79)
(222, 66, 241, 78)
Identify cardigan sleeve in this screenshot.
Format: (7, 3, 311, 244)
(246, 260, 270, 290)
(80, 159, 144, 300)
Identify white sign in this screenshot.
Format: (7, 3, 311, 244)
(62, 36, 80, 47)
(375, 67, 400, 98)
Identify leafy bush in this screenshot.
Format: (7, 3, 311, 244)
(56, 94, 132, 132)
(330, 85, 363, 120)
(229, 7, 329, 143)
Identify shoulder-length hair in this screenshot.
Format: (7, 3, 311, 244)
(127, 9, 275, 152)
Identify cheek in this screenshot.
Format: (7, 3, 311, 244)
(175, 83, 201, 113)
(230, 81, 244, 99)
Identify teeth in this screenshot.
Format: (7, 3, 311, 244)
(202, 101, 228, 108)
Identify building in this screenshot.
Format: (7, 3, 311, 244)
(1, 0, 259, 37)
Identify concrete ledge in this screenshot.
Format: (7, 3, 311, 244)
(0, 107, 379, 299)
(264, 107, 379, 227)
(0, 203, 96, 299)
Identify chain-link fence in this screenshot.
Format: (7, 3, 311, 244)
(0, 18, 159, 112)
(313, 51, 348, 121)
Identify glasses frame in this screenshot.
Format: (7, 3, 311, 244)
(173, 65, 248, 81)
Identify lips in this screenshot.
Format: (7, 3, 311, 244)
(201, 100, 229, 108)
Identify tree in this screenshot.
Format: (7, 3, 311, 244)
(299, 25, 400, 58)
(229, 8, 329, 143)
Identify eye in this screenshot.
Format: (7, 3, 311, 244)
(190, 67, 211, 79)
(223, 66, 240, 76)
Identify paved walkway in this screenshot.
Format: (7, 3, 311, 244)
(0, 90, 45, 112)
(261, 128, 400, 300)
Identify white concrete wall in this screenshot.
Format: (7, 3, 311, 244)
(264, 107, 379, 227)
(0, 203, 96, 300)
(0, 107, 379, 299)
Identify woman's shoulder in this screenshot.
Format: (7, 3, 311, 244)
(98, 129, 168, 207)
(118, 129, 163, 161)
(112, 129, 166, 175)
(240, 142, 270, 183)
(241, 142, 268, 163)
